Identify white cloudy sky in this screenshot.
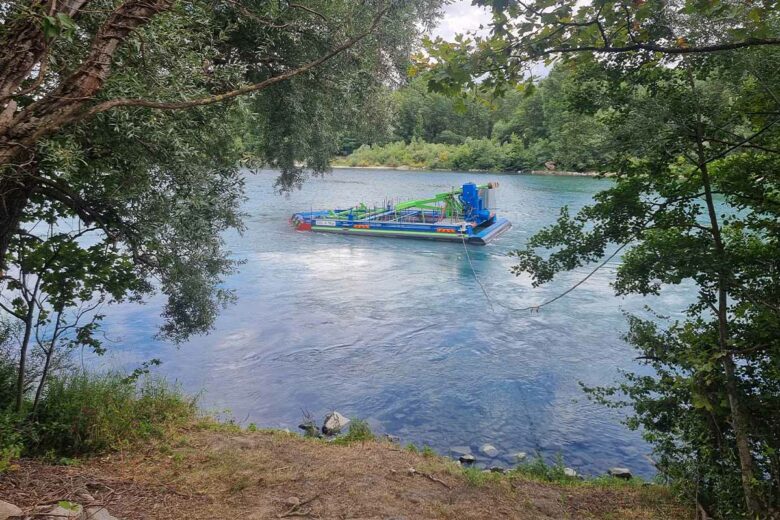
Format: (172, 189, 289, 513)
(430, 0, 492, 40)
(427, 1, 550, 78)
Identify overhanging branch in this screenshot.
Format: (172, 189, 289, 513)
(83, 5, 387, 116)
(512, 37, 780, 58)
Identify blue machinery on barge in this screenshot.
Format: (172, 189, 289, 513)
(291, 182, 511, 245)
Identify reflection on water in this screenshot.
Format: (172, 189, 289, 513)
(97, 168, 691, 477)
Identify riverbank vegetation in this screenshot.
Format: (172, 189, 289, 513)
(0, 399, 690, 519)
(335, 66, 609, 172)
(0, 341, 687, 518)
(422, 1, 780, 517)
(0, 342, 196, 469)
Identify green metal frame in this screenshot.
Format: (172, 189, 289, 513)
(322, 184, 491, 221)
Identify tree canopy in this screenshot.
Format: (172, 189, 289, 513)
(0, 0, 443, 410)
(422, 1, 780, 517)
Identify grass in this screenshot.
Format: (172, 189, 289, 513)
(1, 369, 198, 462)
(332, 419, 375, 445)
(462, 466, 503, 487)
(2, 426, 691, 520)
(441, 452, 650, 491)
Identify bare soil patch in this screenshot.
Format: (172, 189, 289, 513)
(0, 427, 690, 519)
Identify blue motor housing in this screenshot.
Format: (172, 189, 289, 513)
(460, 182, 493, 224)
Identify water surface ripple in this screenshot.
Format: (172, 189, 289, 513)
(101, 168, 691, 477)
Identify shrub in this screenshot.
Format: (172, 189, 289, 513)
(18, 372, 196, 457)
(333, 419, 375, 445)
(337, 139, 520, 171)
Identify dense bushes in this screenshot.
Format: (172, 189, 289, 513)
(337, 137, 551, 172)
(28, 374, 196, 456)
(337, 64, 614, 172)
(0, 351, 196, 463)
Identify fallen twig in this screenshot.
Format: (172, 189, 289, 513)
(278, 493, 321, 518)
(408, 468, 451, 490)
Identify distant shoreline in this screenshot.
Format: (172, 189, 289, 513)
(331, 164, 604, 177)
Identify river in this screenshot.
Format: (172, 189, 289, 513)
(99, 168, 693, 477)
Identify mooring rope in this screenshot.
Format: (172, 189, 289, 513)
(460, 233, 630, 314)
(460, 233, 496, 312)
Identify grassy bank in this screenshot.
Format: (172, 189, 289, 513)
(0, 369, 691, 519)
(2, 422, 690, 519)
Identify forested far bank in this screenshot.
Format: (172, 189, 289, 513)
(333, 138, 601, 174)
(336, 62, 611, 173)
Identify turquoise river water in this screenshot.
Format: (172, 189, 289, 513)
(98, 168, 694, 477)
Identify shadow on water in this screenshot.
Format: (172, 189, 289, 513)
(96, 168, 693, 477)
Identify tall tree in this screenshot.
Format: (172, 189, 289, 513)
(0, 0, 443, 260)
(424, 1, 779, 516)
(1, 0, 442, 406)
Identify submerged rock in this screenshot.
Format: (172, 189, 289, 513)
(458, 454, 476, 464)
(479, 444, 499, 458)
(0, 501, 22, 520)
(322, 411, 350, 435)
(450, 446, 472, 457)
(608, 467, 632, 480)
(512, 451, 528, 463)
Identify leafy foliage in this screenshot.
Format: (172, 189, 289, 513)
(507, 51, 780, 516)
(413, 0, 780, 511)
(339, 63, 614, 171)
(420, 0, 780, 97)
(1, 0, 443, 415)
(0, 357, 196, 458)
(332, 419, 375, 445)
(420, 0, 780, 514)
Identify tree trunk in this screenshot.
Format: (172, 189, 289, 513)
(32, 309, 63, 412)
(698, 152, 762, 515)
(685, 61, 762, 512)
(15, 303, 34, 412)
(0, 173, 35, 269)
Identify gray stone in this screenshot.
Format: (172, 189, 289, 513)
(563, 467, 578, 478)
(512, 451, 528, 462)
(608, 467, 632, 480)
(85, 506, 120, 520)
(385, 434, 400, 443)
(450, 446, 472, 457)
(42, 503, 83, 519)
(458, 454, 476, 464)
(479, 444, 499, 458)
(489, 466, 505, 474)
(0, 501, 22, 520)
(321, 411, 350, 436)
